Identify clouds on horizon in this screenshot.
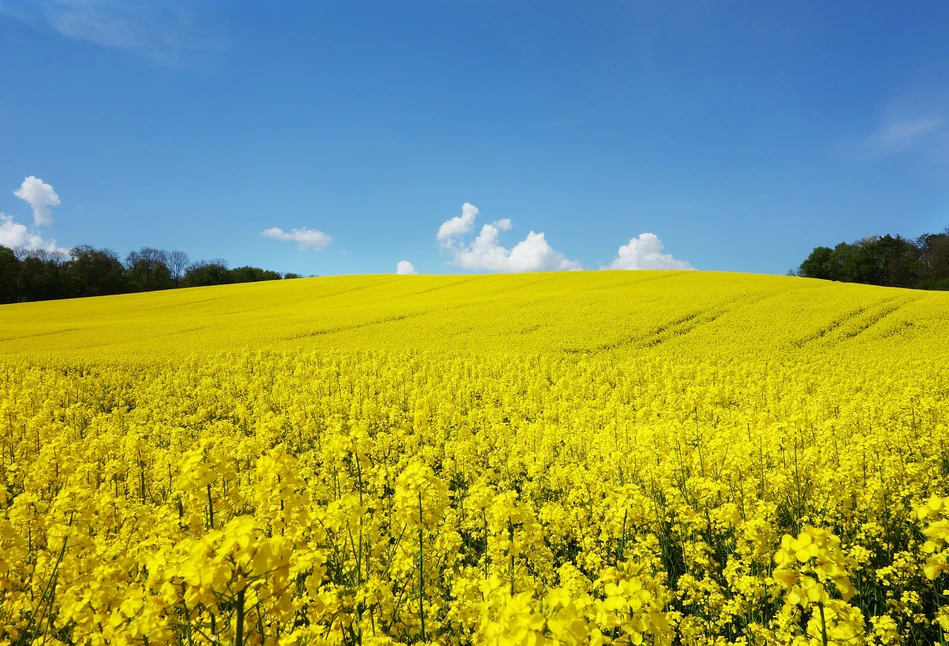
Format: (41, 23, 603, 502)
(3, 182, 693, 273)
(436, 203, 582, 272)
(261, 226, 332, 250)
(0, 214, 64, 253)
(434, 203, 691, 273)
(2, 176, 64, 253)
(607, 233, 693, 270)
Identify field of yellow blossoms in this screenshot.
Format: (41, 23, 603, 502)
(2, 271, 949, 645)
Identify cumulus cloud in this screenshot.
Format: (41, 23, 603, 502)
(261, 226, 332, 250)
(396, 260, 417, 275)
(436, 203, 581, 272)
(436, 202, 479, 244)
(608, 233, 692, 270)
(0, 214, 64, 253)
(14, 176, 60, 226)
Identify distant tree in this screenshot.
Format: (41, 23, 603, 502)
(228, 266, 282, 283)
(167, 250, 190, 288)
(0, 246, 18, 303)
(283, 272, 302, 279)
(69, 245, 127, 297)
(184, 260, 230, 287)
(825, 241, 874, 284)
(125, 247, 173, 291)
(797, 246, 834, 280)
(872, 234, 921, 288)
(20, 250, 71, 301)
(0, 243, 291, 304)
(917, 232, 949, 283)
(798, 226, 947, 291)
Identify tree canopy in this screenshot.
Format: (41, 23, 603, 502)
(0, 245, 300, 305)
(796, 228, 949, 291)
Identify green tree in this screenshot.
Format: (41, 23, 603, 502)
(125, 247, 173, 291)
(0, 246, 19, 303)
(167, 250, 190, 288)
(68, 245, 128, 297)
(19, 250, 71, 301)
(917, 231, 949, 288)
(228, 266, 282, 283)
(798, 227, 947, 291)
(184, 260, 231, 287)
(797, 246, 833, 280)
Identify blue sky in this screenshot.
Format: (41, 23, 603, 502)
(1, 1, 948, 276)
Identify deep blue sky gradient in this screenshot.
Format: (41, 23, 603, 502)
(1, 1, 948, 275)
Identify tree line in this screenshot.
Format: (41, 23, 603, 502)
(794, 227, 949, 290)
(0, 245, 303, 304)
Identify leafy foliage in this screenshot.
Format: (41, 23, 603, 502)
(797, 228, 949, 290)
(0, 245, 293, 304)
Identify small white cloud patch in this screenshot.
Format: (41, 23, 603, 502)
(262, 226, 332, 250)
(863, 116, 946, 155)
(608, 233, 692, 270)
(28, 0, 228, 66)
(436, 202, 479, 244)
(14, 176, 60, 226)
(436, 203, 581, 272)
(396, 260, 417, 275)
(0, 214, 63, 253)
(493, 218, 512, 231)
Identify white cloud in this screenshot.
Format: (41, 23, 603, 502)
(396, 260, 417, 275)
(0, 214, 64, 253)
(262, 226, 332, 250)
(864, 116, 946, 154)
(14, 176, 60, 226)
(27, 0, 227, 66)
(608, 233, 692, 270)
(493, 218, 512, 231)
(436, 203, 581, 272)
(436, 202, 479, 244)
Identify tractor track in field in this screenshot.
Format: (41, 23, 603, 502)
(563, 307, 726, 354)
(791, 306, 870, 348)
(285, 312, 427, 340)
(839, 297, 922, 342)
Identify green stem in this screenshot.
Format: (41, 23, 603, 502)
(418, 490, 425, 642)
(817, 602, 828, 646)
(21, 526, 70, 642)
(235, 589, 245, 646)
(207, 483, 214, 530)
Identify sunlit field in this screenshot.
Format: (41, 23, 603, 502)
(2, 271, 949, 645)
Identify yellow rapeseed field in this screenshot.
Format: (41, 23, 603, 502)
(2, 271, 949, 645)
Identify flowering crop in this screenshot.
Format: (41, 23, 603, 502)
(1, 271, 949, 644)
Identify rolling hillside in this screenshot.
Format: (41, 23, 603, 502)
(2, 270, 947, 362)
(4, 270, 949, 644)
